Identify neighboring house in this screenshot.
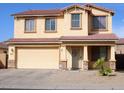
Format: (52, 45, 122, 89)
(116, 38, 124, 70)
(7, 4, 118, 70)
(0, 42, 7, 68)
(116, 38, 124, 54)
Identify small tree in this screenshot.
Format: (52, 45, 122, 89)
(93, 57, 112, 76)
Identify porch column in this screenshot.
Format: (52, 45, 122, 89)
(66, 47, 72, 70)
(60, 45, 67, 70)
(109, 45, 116, 71)
(83, 45, 88, 70)
(110, 45, 116, 61)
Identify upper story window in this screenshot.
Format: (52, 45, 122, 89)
(45, 18, 56, 32)
(92, 16, 107, 30)
(25, 19, 35, 32)
(71, 14, 81, 29)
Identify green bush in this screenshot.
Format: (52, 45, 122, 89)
(93, 57, 112, 76)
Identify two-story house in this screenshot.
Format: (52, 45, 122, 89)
(7, 4, 118, 71)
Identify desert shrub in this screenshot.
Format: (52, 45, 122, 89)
(93, 57, 112, 76)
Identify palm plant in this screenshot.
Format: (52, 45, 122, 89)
(93, 57, 112, 76)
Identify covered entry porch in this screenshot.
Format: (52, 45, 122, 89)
(60, 34, 118, 71)
(60, 44, 116, 71)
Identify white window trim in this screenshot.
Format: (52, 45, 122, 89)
(25, 18, 35, 33)
(45, 18, 57, 32)
(71, 13, 82, 29)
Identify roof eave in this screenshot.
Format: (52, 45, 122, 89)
(12, 14, 63, 17)
(60, 39, 118, 42)
(84, 4, 115, 16)
(7, 41, 62, 45)
(61, 4, 90, 12)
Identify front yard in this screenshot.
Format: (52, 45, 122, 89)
(0, 69, 124, 89)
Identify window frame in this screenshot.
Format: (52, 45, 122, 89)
(45, 17, 57, 33)
(92, 15, 108, 31)
(24, 18, 36, 33)
(71, 13, 82, 30)
(91, 46, 108, 61)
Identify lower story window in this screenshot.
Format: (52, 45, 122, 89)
(91, 46, 108, 61)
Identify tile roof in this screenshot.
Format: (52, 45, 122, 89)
(12, 4, 114, 16)
(60, 34, 118, 41)
(61, 4, 88, 11)
(116, 38, 124, 45)
(84, 4, 114, 15)
(8, 34, 118, 44)
(12, 9, 63, 16)
(8, 38, 60, 43)
(0, 42, 7, 49)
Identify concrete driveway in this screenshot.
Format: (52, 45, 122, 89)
(0, 69, 124, 90)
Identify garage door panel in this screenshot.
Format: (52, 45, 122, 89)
(17, 48, 59, 69)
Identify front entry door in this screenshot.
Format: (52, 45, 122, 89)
(72, 48, 80, 69)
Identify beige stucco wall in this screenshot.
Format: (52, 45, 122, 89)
(8, 46, 16, 68)
(66, 46, 72, 69)
(62, 9, 88, 36)
(60, 45, 67, 61)
(0, 50, 3, 53)
(14, 17, 64, 38)
(0, 49, 5, 53)
(14, 7, 112, 38)
(8, 46, 15, 61)
(14, 8, 88, 38)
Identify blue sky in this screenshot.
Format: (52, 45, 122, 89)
(0, 3, 124, 42)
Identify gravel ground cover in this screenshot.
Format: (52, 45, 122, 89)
(0, 69, 123, 90)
